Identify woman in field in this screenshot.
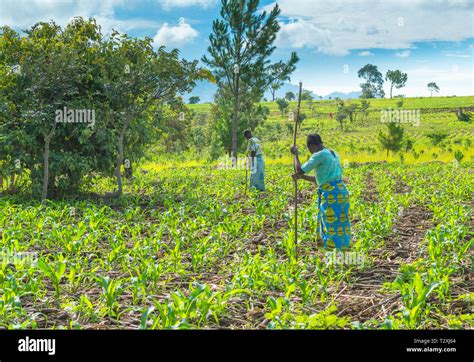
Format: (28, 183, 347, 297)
(291, 133, 351, 250)
(244, 130, 265, 191)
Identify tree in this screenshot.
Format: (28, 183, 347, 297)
(285, 91, 295, 101)
(455, 107, 472, 122)
(346, 102, 359, 123)
(301, 90, 314, 101)
(0, 20, 106, 200)
(276, 98, 289, 116)
(0, 19, 206, 200)
(334, 99, 348, 131)
(189, 96, 200, 104)
(269, 82, 282, 101)
(426, 131, 448, 146)
(296, 113, 306, 128)
(427, 82, 440, 97)
(385, 70, 407, 99)
(360, 100, 370, 122)
(211, 83, 268, 156)
(202, 0, 298, 163)
(358, 64, 384, 98)
(378, 122, 405, 157)
(100, 33, 207, 198)
(333, 100, 360, 130)
(307, 98, 316, 117)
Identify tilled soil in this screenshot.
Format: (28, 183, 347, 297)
(336, 204, 433, 323)
(12, 170, 471, 329)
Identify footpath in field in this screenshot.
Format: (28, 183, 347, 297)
(336, 171, 433, 321)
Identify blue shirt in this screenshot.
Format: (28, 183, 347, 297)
(301, 148, 343, 186)
(247, 137, 263, 156)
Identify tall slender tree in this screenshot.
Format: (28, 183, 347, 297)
(427, 82, 440, 97)
(202, 0, 298, 162)
(385, 69, 407, 99)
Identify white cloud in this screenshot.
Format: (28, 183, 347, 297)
(0, 0, 157, 35)
(268, 0, 474, 56)
(358, 51, 373, 56)
(407, 66, 472, 82)
(396, 50, 411, 58)
(153, 17, 198, 48)
(276, 19, 342, 55)
(158, 0, 217, 10)
(443, 51, 472, 58)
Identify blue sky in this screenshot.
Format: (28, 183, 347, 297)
(1, 0, 473, 97)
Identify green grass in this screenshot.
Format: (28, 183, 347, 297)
(0, 162, 472, 329)
(0, 95, 473, 329)
(186, 95, 474, 165)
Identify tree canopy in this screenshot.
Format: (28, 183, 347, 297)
(358, 64, 385, 98)
(202, 0, 298, 161)
(0, 18, 207, 200)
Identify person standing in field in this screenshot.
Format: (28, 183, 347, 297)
(291, 133, 351, 250)
(244, 130, 265, 191)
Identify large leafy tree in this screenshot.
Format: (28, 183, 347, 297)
(0, 18, 207, 200)
(300, 90, 314, 101)
(385, 69, 407, 99)
(188, 96, 200, 104)
(358, 64, 385, 98)
(202, 0, 298, 162)
(96, 31, 209, 198)
(0, 21, 100, 200)
(0, 26, 25, 192)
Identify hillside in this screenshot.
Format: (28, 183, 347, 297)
(183, 95, 474, 166)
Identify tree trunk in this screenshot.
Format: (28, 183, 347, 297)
(105, 118, 130, 199)
(109, 132, 125, 198)
(41, 136, 51, 202)
(232, 5, 243, 167)
(116, 132, 124, 194)
(232, 83, 239, 166)
(10, 174, 15, 189)
(41, 122, 56, 202)
(390, 84, 393, 99)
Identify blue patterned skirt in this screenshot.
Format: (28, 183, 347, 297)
(317, 179, 351, 250)
(250, 155, 265, 191)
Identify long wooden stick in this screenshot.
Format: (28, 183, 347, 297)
(244, 155, 248, 196)
(293, 81, 303, 260)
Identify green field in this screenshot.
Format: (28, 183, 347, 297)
(180, 96, 474, 165)
(0, 95, 472, 329)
